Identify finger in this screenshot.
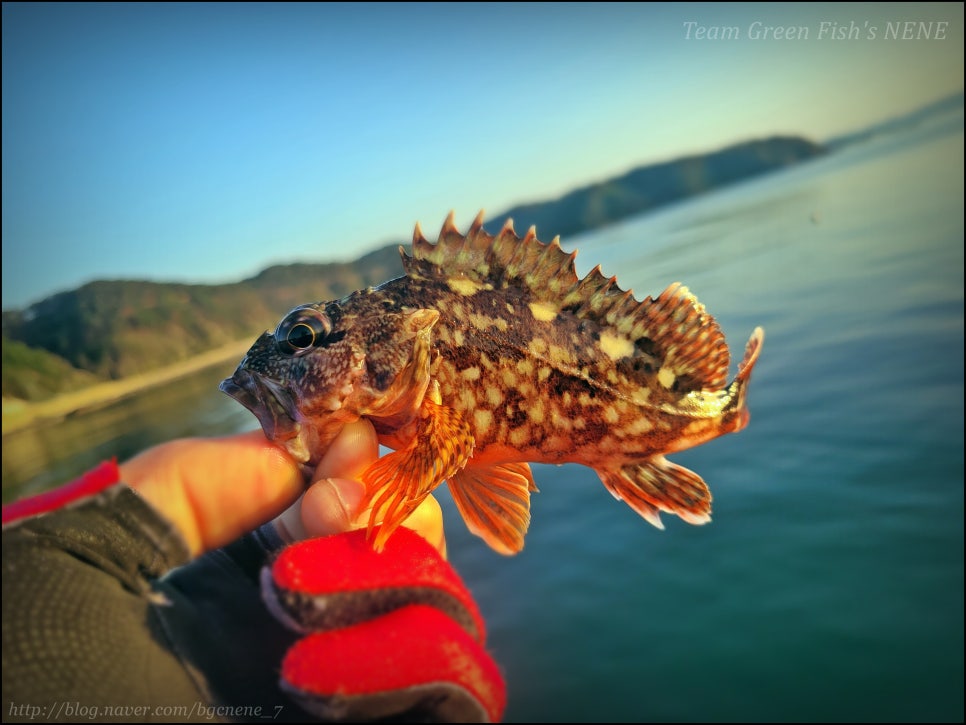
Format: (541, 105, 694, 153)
(298, 419, 446, 555)
(301, 484, 446, 557)
(401, 494, 447, 558)
(312, 419, 379, 482)
(298, 420, 378, 538)
(122, 430, 304, 556)
(300, 477, 366, 539)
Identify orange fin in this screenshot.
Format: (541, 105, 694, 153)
(448, 462, 537, 556)
(632, 282, 730, 392)
(361, 398, 474, 551)
(596, 456, 712, 529)
(738, 326, 764, 384)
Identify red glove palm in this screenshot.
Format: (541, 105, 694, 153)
(262, 527, 507, 722)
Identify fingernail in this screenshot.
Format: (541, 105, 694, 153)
(302, 477, 367, 537)
(328, 477, 366, 520)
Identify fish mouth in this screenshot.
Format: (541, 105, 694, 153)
(219, 369, 310, 462)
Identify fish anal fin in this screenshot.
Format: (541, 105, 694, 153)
(597, 456, 712, 529)
(361, 398, 474, 551)
(448, 462, 535, 556)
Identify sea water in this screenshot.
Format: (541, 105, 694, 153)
(3, 111, 962, 722)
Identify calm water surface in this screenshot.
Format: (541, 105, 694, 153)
(3, 115, 963, 722)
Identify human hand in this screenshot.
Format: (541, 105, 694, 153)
(121, 419, 445, 557)
(124, 420, 497, 720)
(124, 421, 496, 719)
(3, 422, 497, 722)
(268, 419, 446, 556)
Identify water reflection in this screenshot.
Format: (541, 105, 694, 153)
(2, 363, 254, 503)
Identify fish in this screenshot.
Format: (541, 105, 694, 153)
(220, 211, 764, 555)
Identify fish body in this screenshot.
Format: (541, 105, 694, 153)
(221, 211, 763, 554)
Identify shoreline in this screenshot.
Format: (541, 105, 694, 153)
(1, 339, 252, 436)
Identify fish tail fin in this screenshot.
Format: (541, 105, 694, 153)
(723, 326, 765, 433)
(596, 456, 712, 529)
(737, 326, 764, 385)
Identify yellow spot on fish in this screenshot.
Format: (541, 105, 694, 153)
(458, 387, 477, 412)
(528, 338, 548, 357)
(603, 407, 620, 424)
(516, 358, 534, 377)
(485, 386, 504, 407)
(473, 408, 494, 435)
(625, 416, 654, 436)
(599, 437, 622, 454)
(529, 399, 545, 424)
(448, 276, 482, 296)
(470, 312, 508, 332)
(632, 387, 652, 405)
(502, 369, 518, 389)
(548, 343, 573, 366)
(684, 419, 714, 437)
(528, 300, 559, 322)
(600, 330, 634, 360)
(658, 366, 676, 389)
(537, 367, 551, 383)
(510, 426, 531, 448)
(461, 366, 481, 381)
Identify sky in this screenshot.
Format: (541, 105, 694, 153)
(2, 2, 963, 310)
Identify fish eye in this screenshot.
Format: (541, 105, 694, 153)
(274, 307, 332, 355)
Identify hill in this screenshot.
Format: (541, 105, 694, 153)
(2, 135, 823, 405)
(497, 135, 823, 238)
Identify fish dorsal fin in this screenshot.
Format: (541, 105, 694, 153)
(631, 282, 730, 392)
(401, 209, 580, 293)
(400, 211, 730, 391)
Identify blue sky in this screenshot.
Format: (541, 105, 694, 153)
(2, 2, 962, 310)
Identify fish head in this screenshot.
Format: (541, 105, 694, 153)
(220, 297, 440, 469)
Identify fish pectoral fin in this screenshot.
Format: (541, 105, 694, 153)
(596, 456, 712, 530)
(449, 462, 536, 556)
(361, 399, 474, 551)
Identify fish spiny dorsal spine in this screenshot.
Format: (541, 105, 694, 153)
(400, 211, 732, 392)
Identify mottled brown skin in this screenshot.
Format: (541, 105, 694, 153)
(221, 211, 763, 554)
(364, 277, 696, 461)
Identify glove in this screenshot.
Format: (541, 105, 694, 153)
(262, 527, 506, 723)
(2, 460, 120, 525)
